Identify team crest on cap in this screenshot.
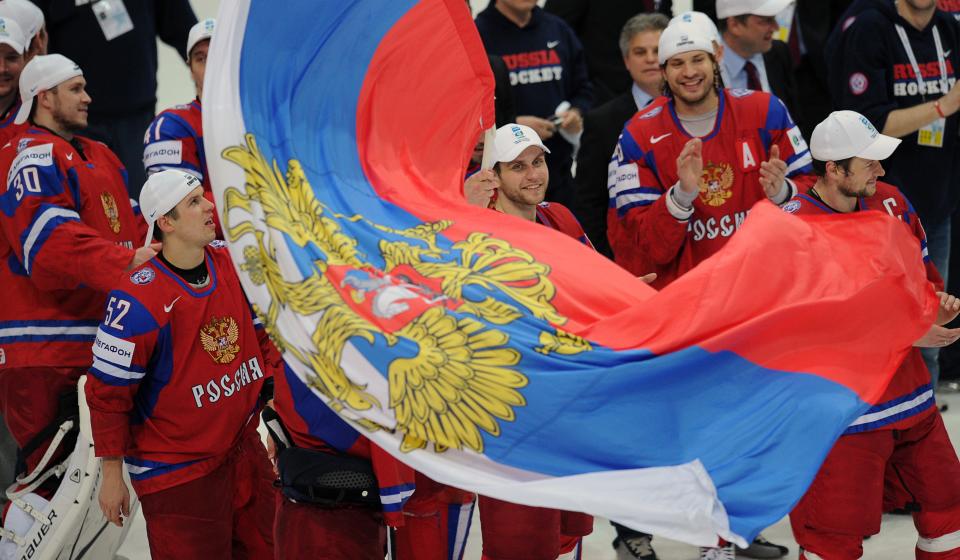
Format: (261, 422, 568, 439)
(100, 192, 121, 233)
(200, 315, 241, 364)
(699, 162, 734, 207)
(781, 200, 801, 214)
(849, 72, 868, 96)
(510, 125, 530, 145)
(130, 267, 156, 285)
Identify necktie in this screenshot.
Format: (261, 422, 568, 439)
(744, 60, 762, 91)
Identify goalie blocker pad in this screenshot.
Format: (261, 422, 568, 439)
(0, 375, 139, 560)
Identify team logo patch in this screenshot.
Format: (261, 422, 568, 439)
(209, 240, 227, 248)
(639, 106, 663, 119)
(699, 162, 734, 207)
(101, 192, 122, 233)
(729, 88, 755, 98)
(130, 267, 156, 285)
(849, 72, 869, 96)
(16, 138, 32, 153)
(200, 316, 241, 364)
(782, 200, 802, 214)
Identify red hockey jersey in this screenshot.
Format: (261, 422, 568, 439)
(0, 128, 140, 368)
(607, 89, 814, 288)
(0, 98, 26, 152)
(85, 245, 280, 496)
(143, 100, 220, 236)
(786, 182, 941, 433)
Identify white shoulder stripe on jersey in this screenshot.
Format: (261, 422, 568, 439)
(786, 153, 813, 175)
(847, 389, 933, 427)
(91, 358, 145, 381)
(23, 207, 81, 273)
(0, 324, 97, 338)
(615, 192, 660, 209)
(379, 487, 415, 505)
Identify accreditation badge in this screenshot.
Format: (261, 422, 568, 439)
(92, 0, 134, 41)
(918, 117, 946, 148)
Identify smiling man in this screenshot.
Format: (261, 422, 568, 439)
(606, 21, 812, 558)
(478, 124, 593, 560)
(0, 54, 152, 504)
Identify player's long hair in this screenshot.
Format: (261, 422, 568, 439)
(661, 53, 724, 99)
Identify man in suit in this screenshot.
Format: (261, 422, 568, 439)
(544, 0, 672, 105)
(574, 13, 668, 259)
(716, 0, 801, 124)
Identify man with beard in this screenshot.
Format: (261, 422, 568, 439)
(785, 110, 960, 560)
(607, 21, 811, 289)
(606, 21, 810, 559)
(0, 54, 154, 491)
(828, 0, 960, 390)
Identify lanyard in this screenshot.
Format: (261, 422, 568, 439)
(896, 24, 948, 101)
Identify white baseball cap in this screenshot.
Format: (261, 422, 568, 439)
(493, 123, 551, 163)
(15, 54, 82, 125)
(0, 0, 43, 43)
(139, 170, 203, 246)
(187, 18, 215, 59)
(658, 22, 714, 65)
(810, 110, 901, 162)
(0, 17, 26, 55)
(717, 0, 794, 19)
(670, 11, 721, 44)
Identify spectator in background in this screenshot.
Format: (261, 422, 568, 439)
(716, 0, 801, 124)
(576, 13, 668, 259)
(827, 0, 960, 391)
(30, 0, 197, 198)
(544, 0, 672, 104)
(476, 0, 593, 210)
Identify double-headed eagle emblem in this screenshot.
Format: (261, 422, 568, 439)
(200, 315, 241, 364)
(221, 135, 591, 453)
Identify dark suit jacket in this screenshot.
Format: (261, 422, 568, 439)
(763, 40, 802, 126)
(574, 91, 641, 258)
(544, 0, 673, 105)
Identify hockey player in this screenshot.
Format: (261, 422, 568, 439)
(86, 170, 278, 559)
(0, 54, 152, 480)
(268, 371, 418, 559)
(785, 110, 960, 560)
(606, 20, 813, 290)
(142, 19, 218, 235)
(476, 123, 593, 560)
(0, 17, 26, 150)
(607, 21, 802, 559)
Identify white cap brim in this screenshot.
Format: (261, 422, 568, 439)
(718, 0, 793, 18)
(857, 134, 901, 161)
(0, 37, 24, 56)
(496, 142, 550, 163)
(13, 96, 30, 124)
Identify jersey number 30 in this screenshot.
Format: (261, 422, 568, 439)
(13, 168, 40, 201)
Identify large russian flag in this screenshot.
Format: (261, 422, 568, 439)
(204, 0, 937, 546)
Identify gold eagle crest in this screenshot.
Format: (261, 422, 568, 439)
(100, 192, 121, 233)
(220, 134, 593, 454)
(698, 162, 734, 207)
(199, 316, 241, 364)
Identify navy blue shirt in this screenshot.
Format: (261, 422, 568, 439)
(827, 0, 960, 226)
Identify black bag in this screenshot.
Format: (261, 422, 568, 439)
(276, 446, 381, 508)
